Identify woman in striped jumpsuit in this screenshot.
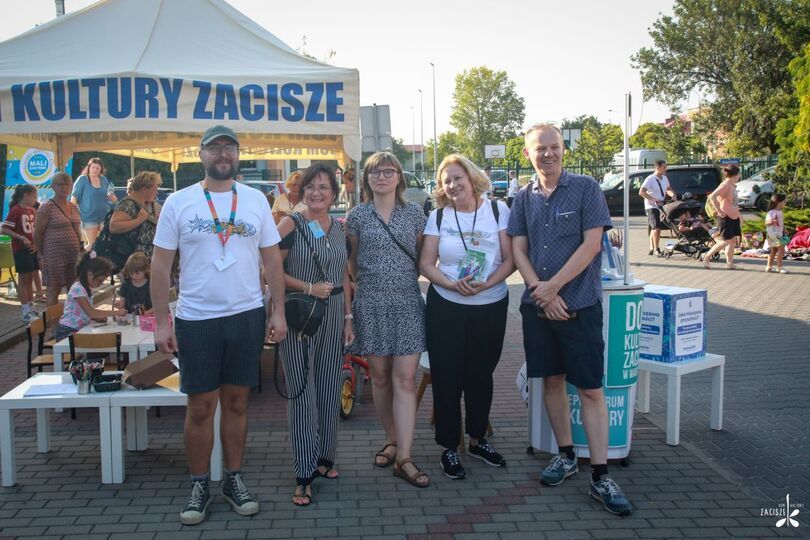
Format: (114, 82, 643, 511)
(277, 164, 354, 506)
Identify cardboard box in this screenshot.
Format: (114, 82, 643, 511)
(123, 351, 179, 389)
(639, 285, 707, 363)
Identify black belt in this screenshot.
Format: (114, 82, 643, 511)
(330, 286, 344, 296)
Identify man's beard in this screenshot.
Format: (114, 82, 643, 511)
(205, 161, 237, 181)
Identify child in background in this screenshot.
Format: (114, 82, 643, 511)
(677, 210, 712, 234)
(115, 252, 153, 314)
(2, 185, 40, 322)
(765, 193, 789, 274)
(54, 252, 127, 341)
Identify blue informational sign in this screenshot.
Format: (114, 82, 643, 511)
(3, 145, 73, 220)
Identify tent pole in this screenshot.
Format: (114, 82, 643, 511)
(129, 150, 135, 177)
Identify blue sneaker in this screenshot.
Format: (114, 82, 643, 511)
(590, 475, 632, 515)
(540, 453, 578, 486)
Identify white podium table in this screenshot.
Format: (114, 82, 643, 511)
(636, 353, 725, 446)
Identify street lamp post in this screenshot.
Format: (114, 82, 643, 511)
(418, 89, 424, 171)
(411, 106, 416, 170)
(430, 62, 438, 177)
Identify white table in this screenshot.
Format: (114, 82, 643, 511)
(636, 353, 725, 446)
(0, 373, 114, 486)
(53, 322, 155, 372)
(108, 375, 222, 483)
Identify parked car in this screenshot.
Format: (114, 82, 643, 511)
(486, 169, 510, 198)
(241, 180, 286, 198)
(112, 186, 173, 205)
(403, 172, 432, 215)
(601, 166, 721, 216)
(736, 166, 776, 211)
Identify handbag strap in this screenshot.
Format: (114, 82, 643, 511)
(49, 199, 84, 246)
(372, 209, 417, 265)
(291, 213, 329, 282)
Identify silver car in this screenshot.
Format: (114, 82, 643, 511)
(403, 172, 433, 215)
(736, 166, 776, 211)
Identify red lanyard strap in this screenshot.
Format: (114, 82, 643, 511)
(203, 183, 238, 247)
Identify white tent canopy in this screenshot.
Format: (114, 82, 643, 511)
(0, 0, 360, 167)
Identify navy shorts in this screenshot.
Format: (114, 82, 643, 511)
(520, 301, 605, 389)
(13, 249, 39, 274)
(174, 307, 266, 394)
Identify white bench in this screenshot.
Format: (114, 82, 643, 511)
(636, 353, 725, 446)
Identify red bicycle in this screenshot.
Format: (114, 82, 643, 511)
(340, 353, 370, 419)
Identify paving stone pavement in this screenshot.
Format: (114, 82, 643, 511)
(0, 214, 807, 539)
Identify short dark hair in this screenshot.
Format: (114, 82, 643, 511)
(722, 164, 740, 177)
(655, 160, 667, 167)
(299, 163, 339, 203)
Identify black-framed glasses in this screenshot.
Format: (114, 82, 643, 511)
(203, 143, 239, 156)
(369, 168, 397, 179)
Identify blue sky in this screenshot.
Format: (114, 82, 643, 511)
(3, 0, 689, 145)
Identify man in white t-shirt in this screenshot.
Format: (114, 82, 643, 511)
(639, 160, 677, 255)
(507, 170, 520, 207)
(151, 125, 287, 525)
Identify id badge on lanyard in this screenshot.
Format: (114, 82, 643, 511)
(203, 182, 238, 272)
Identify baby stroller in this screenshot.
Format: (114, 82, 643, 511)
(659, 198, 718, 260)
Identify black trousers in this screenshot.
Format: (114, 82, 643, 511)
(425, 285, 508, 449)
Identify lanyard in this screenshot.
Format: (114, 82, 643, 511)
(453, 204, 479, 251)
(203, 183, 238, 248)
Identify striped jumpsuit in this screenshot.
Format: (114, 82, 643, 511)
(279, 214, 347, 485)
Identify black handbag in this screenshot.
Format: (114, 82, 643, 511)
(93, 204, 139, 271)
(284, 214, 329, 338)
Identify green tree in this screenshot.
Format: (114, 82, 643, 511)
(424, 132, 464, 170)
(449, 66, 525, 163)
(632, 0, 810, 155)
(775, 42, 810, 196)
(562, 115, 602, 132)
(503, 136, 531, 169)
(630, 122, 668, 149)
(565, 124, 624, 177)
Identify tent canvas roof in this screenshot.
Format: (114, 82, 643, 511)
(0, 0, 361, 164)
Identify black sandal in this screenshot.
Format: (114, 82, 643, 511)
(317, 459, 339, 479)
(374, 442, 397, 468)
(293, 484, 312, 506)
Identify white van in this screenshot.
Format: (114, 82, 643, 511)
(612, 149, 667, 171)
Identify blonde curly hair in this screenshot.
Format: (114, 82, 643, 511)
(432, 154, 491, 209)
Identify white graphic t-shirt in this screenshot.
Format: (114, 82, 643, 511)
(154, 182, 280, 320)
(424, 199, 510, 305)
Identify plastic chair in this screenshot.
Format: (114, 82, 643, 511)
(0, 242, 17, 295)
(69, 332, 123, 370)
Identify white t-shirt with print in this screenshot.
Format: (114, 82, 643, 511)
(154, 181, 280, 321)
(424, 199, 510, 306)
(641, 173, 670, 210)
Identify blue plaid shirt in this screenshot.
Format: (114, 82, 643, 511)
(507, 170, 612, 310)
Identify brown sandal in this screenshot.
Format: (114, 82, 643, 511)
(374, 442, 397, 468)
(393, 458, 430, 488)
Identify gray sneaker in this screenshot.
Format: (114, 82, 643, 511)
(180, 480, 211, 525)
(540, 453, 578, 486)
(590, 475, 632, 515)
(222, 472, 259, 516)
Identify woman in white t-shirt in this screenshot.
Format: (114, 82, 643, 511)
(419, 153, 514, 480)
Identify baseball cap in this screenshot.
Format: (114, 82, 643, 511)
(200, 125, 240, 146)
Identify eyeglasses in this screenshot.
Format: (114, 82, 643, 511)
(203, 143, 239, 156)
(369, 168, 398, 179)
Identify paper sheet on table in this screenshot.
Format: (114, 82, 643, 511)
(24, 384, 78, 397)
(156, 372, 180, 392)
